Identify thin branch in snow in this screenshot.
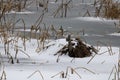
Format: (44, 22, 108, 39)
(18, 49, 30, 58)
(72, 69, 82, 79)
(75, 67, 96, 74)
(0, 69, 6, 80)
(87, 54, 96, 64)
(65, 66, 82, 79)
(108, 67, 114, 80)
(51, 71, 64, 78)
(27, 70, 44, 80)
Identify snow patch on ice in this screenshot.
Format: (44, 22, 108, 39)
(74, 17, 117, 22)
(108, 32, 120, 36)
(5, 10, 35, 14)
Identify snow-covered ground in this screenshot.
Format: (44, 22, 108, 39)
(0, 37, 119, 80)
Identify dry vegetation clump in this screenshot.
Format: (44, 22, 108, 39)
(94, 0, 120, 19)
(55, 35, 98, 58)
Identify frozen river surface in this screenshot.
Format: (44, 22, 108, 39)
(5, 0, 120, 47)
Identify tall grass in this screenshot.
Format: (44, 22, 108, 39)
(0, 0, 29, 64)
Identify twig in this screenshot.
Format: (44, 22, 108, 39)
(70, 58, 75, 63)
(0, 69, 7, 80)
(83, 9, 91, 17)
(21, 18, 26, 51)
(51, 71, 64, 78)
(87, 54, 96, 64)
(72, 69, 81, 79)
(56, 54, 60, 63)
(27, 70, 44, 80)
(75, 67, 96, 74)
(101, 60, 105, 64)
(65, 66, 81, 79)
(108, 67, 114, 80)
(18, 49, 30, 58)
(118, 48, 120, 79)
(98, 51, 108, 55)
(114, 64, 118, 80)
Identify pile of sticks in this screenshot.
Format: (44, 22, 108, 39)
(55, 35, 98, 58)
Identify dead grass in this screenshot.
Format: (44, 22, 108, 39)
(53, 0, 73, 18)
(94, 0, 120, 19)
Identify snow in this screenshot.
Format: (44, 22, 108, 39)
(5, 10, 35, 14)
(0, 37, 119, 80)
(73, 17, 118, 22)
(108, 33, 120, 36)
